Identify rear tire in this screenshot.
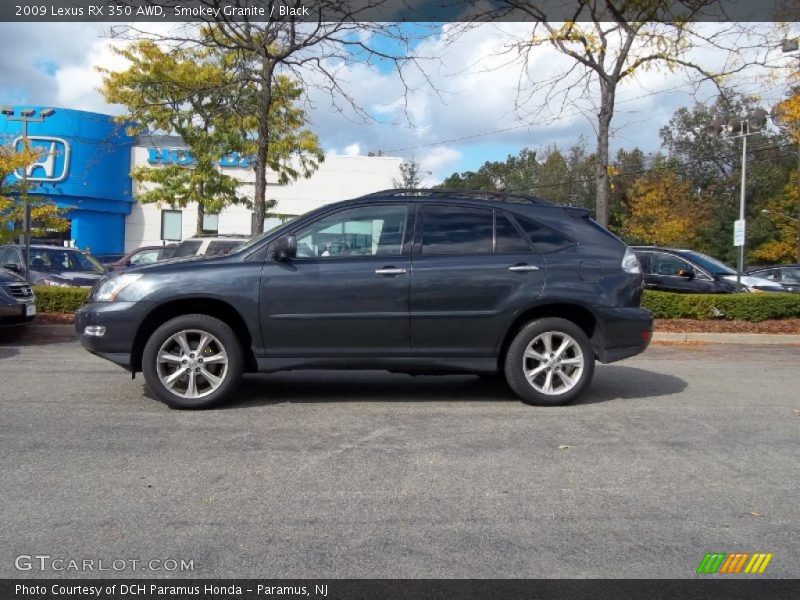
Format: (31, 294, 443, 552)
(142, 314, 243, 409)
(504, 317, 594, 406)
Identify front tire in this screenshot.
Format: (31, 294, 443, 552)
(504, 317, 595, 406)
(142, 314, 243, 409)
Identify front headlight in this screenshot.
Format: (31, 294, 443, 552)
(92, 274, 145, 302)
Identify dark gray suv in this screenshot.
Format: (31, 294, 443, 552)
(76, 190, 652, 409)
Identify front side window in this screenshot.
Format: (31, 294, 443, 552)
(781, 267, 800, 284)
(294, 204, 408, 259)
(421, 206, 493, 256)
(206, 241, 243, 256)
(651, 253, 693, 277)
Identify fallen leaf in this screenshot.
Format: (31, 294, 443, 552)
(558, 445, 572, 450)
(750, 512, 764, 517)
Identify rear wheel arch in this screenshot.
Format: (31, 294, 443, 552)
(497, 303, 600, 368)
(131, 298, 257, 373)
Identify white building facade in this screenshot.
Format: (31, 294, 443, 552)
(125, 136, 402, 252)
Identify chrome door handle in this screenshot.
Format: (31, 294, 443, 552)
(508, 264, 540, 272)
(375, 267, 408, 276)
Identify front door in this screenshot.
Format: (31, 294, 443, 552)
(260, 203, 413, 357)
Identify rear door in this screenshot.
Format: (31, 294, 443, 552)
(409, 205, 545, 357)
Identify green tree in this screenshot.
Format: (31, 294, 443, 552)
(100, 38, 323, 235)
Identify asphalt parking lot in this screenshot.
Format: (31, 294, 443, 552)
(1, 328, 798, 579)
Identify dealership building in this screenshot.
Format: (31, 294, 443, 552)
(1, 107, 402, 254)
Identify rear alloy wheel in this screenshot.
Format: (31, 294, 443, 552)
(142, 314, 243, 409)
(504, 317, 595, 406)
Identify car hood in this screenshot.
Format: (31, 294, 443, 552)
(33, 271, 105, 287)
(721, 274, 785, 290)
(0, 268, 25, 284)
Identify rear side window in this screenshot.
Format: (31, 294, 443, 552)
(421, 206, 493, 255)
(514, 215, 572, 253)
(173, 241, 202, 258)
(495, 213, 531, 254)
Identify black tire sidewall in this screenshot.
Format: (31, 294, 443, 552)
(504, 317, 595, 406)
(142, 314, 243, 409)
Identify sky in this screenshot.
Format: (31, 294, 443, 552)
(0, 21, 794, 186)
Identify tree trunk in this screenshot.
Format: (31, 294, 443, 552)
(196, 200, 205, 237)
(252, 56, 275, 235)
(595, 81, 615, 228)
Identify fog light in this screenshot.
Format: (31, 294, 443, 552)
(84, 325, 106, 337)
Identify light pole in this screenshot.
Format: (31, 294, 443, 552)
(706, 109, 768, 288)
(1, 107, 56, 282)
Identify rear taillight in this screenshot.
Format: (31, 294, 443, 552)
(621, 247, 641, 274)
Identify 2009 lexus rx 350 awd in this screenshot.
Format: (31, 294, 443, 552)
(76, 189, 652, 409)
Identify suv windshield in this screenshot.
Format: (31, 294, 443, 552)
(681, 251, 735, 276)
(24, 248, 105, 273)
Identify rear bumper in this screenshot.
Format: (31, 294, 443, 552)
(75, 301, 146, 371)
(593, 307, 652, 363)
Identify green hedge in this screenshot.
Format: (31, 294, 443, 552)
(642, 290, 800, 321)
(29, 285, 800, 322)
(33, 286, 90, 313)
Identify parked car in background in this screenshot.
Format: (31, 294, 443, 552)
(171, 235, 248, 259)
(632, 246, 786, 293)
(0, 267, 36, 327)
(76, 189, 652, 409)
(0, 244, 107, 287)
(105, 245, 178, 272)
(746, 264, 800, 293)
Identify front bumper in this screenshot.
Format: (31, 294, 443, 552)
(593, 307, 653, 363)
(75, 301, 147, 371)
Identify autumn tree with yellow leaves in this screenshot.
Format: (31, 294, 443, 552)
(0, 143, 69, 243)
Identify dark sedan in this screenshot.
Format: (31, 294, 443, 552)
(746, 264, 800, 293)
(0, 244, 107, 287)
(631, 246, 785, 293)
(0, 267, 36, 327)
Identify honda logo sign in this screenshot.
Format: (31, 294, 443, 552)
(13, 136, 71, 182)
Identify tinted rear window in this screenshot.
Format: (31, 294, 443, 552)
(514, 215, 572, 253)
(496, 213, 531, 254)
(421, 206, 493, 256)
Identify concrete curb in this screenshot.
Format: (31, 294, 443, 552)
(652, 332, 800, 345)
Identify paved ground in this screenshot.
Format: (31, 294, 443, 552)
(1, 328, 798, 579)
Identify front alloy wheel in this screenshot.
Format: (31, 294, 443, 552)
(143, 314, 243, 409)
(505, 317, 595, 406)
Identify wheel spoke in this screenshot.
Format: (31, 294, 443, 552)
(555, 338, 571, 358)
(196, 333, 211, 355)
(556, 370, 574, 389)
(202, 352, 227, 364)
(186, 370, 198, 397)
(525, 364, 547, 382)
(175, 332, 192, 356)
(524, 347, 546, 361)
(560, 356, 582, 365)
(542, 333, 553, 355)
(543, 370, 554, 393)
(199, 367, 222, 388)
(158, 351, 183, 364)
(164, 368, 185, 387)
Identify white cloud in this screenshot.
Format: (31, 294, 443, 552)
(342, 143, 361, 157)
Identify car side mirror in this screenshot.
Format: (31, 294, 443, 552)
(676, 268, 694, 279)
(272, 235, 297, 261)
(3, 263, 21, 274)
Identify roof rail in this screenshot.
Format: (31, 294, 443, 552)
(358, 188, 552, 205)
